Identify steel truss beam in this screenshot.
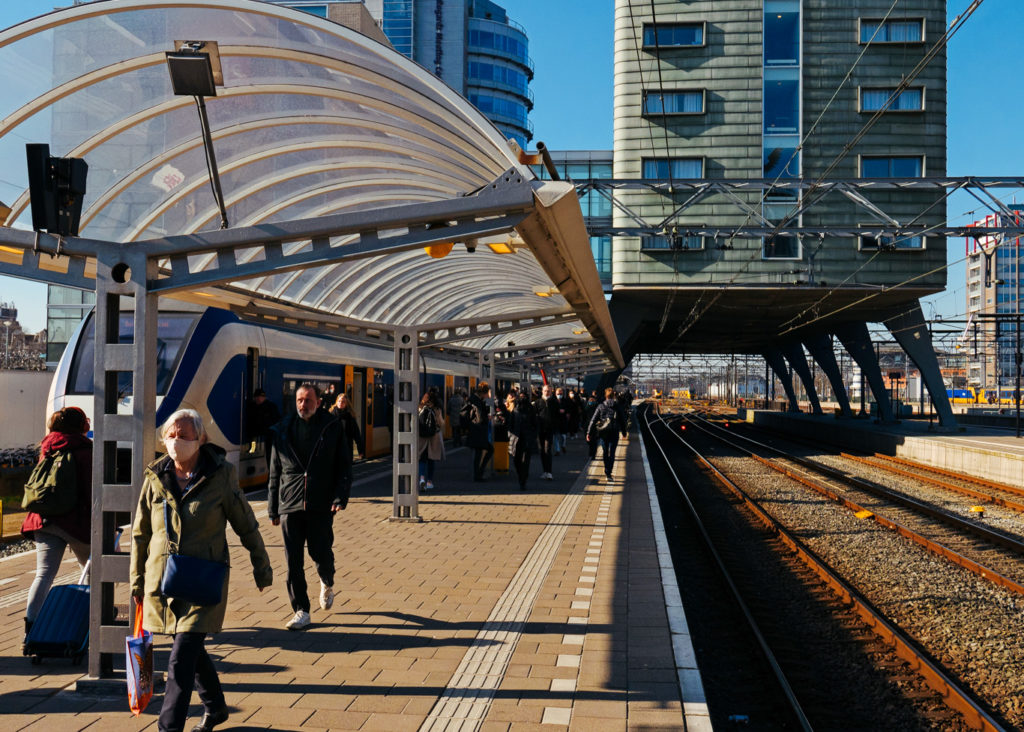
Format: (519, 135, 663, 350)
(418, 308, 578, 347)
(574, 177, 1024, 238)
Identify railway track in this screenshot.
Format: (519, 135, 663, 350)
(681, 413, 1024, 597)
(642, 404, 1020, 730)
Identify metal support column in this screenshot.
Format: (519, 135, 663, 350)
(781, 342, 823, 415)
(88, 249, 157, 678)
(832, 321, 896, 422)
(883, 303, 958, 430)
(478, 351, 494, 387)
(392, 327, 421, 521)
(763, 349, 800, 412)
(803, 334, 854, 418)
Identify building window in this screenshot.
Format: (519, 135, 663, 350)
(860, 18, 924, 44)
(859, 232, 925, 250)
(764, 10, 799, 65)
(762, 235, 800, 260)
(860, 87, 924, 112)
(861, 155, 924, 177)
(591, 236, 612, 282)
(764, 69, 799, 132)
(643, 22, 705, 48)
(764, 138, 800, 179)
(642, 90, 705, 116)
(642, 157, 703, 179)
(641, 233, 704, 251)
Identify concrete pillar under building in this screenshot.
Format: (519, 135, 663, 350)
(803, 333, 854, 418)
(831, 321, 896, 423)
(781, 342, 823, 415)
(763, 348, 800, 412)
(883, 302, 958, 430)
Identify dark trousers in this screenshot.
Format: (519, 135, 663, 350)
(159, 632, 224, 732)
(600, 436, 619, 478)
(539, 433, 554, 473)
(473, 443, 493, 479)
(513, 448, 532, 488)
(281, 511, 335, 613)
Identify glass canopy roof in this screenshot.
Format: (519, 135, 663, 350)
(0, 0, 618, 366)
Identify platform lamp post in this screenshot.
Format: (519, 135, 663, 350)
(165, 41, 229, 229)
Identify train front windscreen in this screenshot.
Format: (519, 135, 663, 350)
(66, 312, 200, 397)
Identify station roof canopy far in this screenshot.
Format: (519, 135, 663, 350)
(0, 0, 622, 374)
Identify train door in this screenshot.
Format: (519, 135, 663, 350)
(444, 374, 454, 438)
(350, 368, 367, 457)
(238, 347, 266, 488)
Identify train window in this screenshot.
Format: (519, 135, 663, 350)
(373, 373, 393, 429)
(68, 312, 199, 396)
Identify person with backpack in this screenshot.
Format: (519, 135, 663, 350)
(587, 388, 628, 483)
(21, 406, 92, 641)
(417, 389, 444, 491)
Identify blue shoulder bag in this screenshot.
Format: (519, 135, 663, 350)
(159, 501, 227, 607)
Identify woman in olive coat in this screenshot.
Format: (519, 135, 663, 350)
(131, 409, 272, 732)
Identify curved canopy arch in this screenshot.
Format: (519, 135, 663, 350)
(0, 0, 621, 371)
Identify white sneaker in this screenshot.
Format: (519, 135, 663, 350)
(319, 582, 334, 610)
(286, 610, 311, 630)
(419, 476, 426, 491)
(544, 472, 554, 480)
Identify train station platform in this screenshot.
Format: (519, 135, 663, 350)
(0, 430, 706, 731)
(741, 409, 1024, 486)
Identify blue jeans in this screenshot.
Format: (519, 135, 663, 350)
(26, 526, 89, 622)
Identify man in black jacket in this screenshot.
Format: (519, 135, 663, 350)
(268, 384, 351, 630)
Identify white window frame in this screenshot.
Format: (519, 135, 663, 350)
(857, 224, 927, 252)
(642, 89, 706, 116)
(858, 86, 925, 113)
(641, 156, 706, 180)
(640, 231, 706, 252)
(858, 154, 926, 178)
(761, 235, 802, 261)
(858, 17, 925, 44)
(642, 21, 707, 49)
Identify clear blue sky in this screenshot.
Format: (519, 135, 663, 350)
(0, 0, 1017, 334)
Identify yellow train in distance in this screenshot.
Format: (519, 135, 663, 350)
(976, 388, 1022, 405)
(669, 388, 692, 401)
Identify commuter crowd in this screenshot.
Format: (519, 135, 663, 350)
(19, 381, 631, 732)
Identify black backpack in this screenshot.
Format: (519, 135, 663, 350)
(418, 406, 439, 437)
(22, 448, 78, 517)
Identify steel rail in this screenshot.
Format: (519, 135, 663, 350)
(874, 454, 1024, 501)
(652, 407, 1008, 732)
(840, 453, 1024, 514)
(685, 415, 1024, 555)
(678, 415, 1024, 597)
(639, 407, 813, 732)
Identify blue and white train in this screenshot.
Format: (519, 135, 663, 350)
(48, 305, 491, 488)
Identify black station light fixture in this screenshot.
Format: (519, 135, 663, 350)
(165, 41, 229, 229)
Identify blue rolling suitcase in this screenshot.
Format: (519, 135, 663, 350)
(23, 561, 90, 665)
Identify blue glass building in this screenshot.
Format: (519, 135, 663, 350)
(272, 0, 533, 148)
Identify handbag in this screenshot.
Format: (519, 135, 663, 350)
(159, 502, 227, 607)
(125, 604, 153, 716)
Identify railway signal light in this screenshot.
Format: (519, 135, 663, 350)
(26, 143, 88, 237)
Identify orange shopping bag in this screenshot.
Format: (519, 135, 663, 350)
(125, 603, 153, 715)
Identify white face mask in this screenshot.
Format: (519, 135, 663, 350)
(165, 438, 200, 464)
